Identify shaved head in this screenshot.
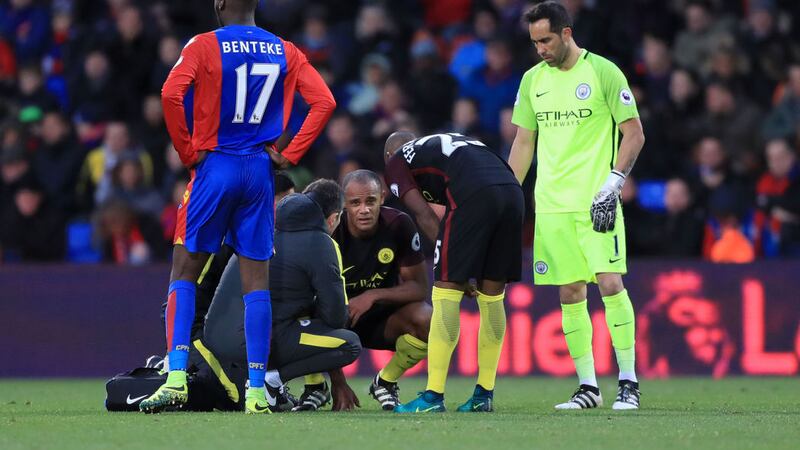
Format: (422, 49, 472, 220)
(383, 131, 416, 162)
(215, 0, 258, 26)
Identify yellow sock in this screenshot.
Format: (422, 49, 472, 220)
(379, 334, 428, 383)
(561, 300, 596, 387)
(304, 373, 325, 385)
(602, 289, 637, 381)
(426, 286, 463, 394)
(476, 291, 506, 391)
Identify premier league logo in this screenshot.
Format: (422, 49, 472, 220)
(535, 261, 549, 274)
(619, 88, 634, 105)
(575, 83, 591, 100)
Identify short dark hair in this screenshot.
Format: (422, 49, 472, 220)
(274, 171, 295, 195)
(303, 179, 343, 217)
(342, 169, 382, 191)
(524, 1, 573, 33)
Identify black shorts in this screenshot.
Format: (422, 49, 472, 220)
(349, 304, 400, 351)
(434, 183, 524, 283)
(269, 319, 360, 369)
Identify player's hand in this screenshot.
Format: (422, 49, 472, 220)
(191, 150, 208, 168)
(590, 170, 625, 233)
(348, 292, 376, 327)
(331, 381, 360, 411)
(266, 144, 290, 169)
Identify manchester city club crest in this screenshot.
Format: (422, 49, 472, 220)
(535, 260, 549, 274)
(575, 83, 591, 100)
(378, 248, 395, 264)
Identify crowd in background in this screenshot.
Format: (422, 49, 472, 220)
(1, 0, 800, 264)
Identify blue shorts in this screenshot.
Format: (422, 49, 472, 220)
(175, 151, 274, 260)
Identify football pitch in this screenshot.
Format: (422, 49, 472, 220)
(1, 377, 798, 450)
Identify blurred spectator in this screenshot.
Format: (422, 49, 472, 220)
(93, 199, 151, 265)
(0, 37, 16, 90)
(448, 97, 483, 140)
(311, 112, 371, 181)
(773, 175, 800, 257)
(421, 0, 471, 31)
(407, 31, 457, 133)
(0, 177, 65, 261)
(0, 0, 51, 63)
(459, 38, 521, 134)
(705, 185, 755, 263)
(762, 64, 800, 141)
(657, 178, 705, 257)
(370, 79, 412, 141)
(754, 138, 799, 257)
(110, 157, 163, 219)
(672, 0, 735, 77)
(32, 110, 84, 211)
(69, 50, 114, 119)
(15, 64, 59, 111)
(293, 6, 351, 84)
(562, 0, 604, 55)
(690, 81, 762, 175)
(345, 53, 391, 116)
(135, 95, 169, 186)
(0, 142, 32, 210)
(739, 3, 800, 107)
(639, 34, 673, 109)
(108, 5, 157, 119)
(353, 4, 406, 80)
(449, 7, 498, 85)
(149, 35, 181, 94)
(76, 121, 153, 212)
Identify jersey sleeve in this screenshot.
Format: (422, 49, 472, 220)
(162, 34, 207, 167)
(593, 56, 639, 124)
(384, 153, 417, 200)
(511, 69, 537, 131)
(279, 40, 336, 165)
(392, 213, 425, 267)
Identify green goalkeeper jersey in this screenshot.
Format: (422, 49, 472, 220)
(512, 49, 639, 213)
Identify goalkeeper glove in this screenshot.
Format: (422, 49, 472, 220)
(590, 170, 625, 233)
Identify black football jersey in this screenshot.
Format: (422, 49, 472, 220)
(384, 133, 517, 207)
(333, 207, 424, 299)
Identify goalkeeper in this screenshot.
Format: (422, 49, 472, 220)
(508, 1, 646, 410)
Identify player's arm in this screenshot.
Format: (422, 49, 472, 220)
(614, 118, 645, 177)
(349, 261, 427, 326)
(590, 60, 645, 232)
(508, 70, 538, 183)
(401, 188, 440, 243)
(309, 236, 348, 329)
(508, 126, 537, 184)
(161, 35, 204, 168)
(276, 40, 336, 165)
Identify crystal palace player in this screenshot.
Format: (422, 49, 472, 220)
(140, 0, 335, 414)
(384, 132, 524, 413)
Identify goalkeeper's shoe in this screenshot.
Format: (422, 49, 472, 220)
(369, 374, 400, 411)
(612, 380, 640, 410)
(456, 385, 494, 412)
(291, 382, 331, 411)
(245, 387, 272, 414)
(394, 390, 446, 413)
(554, 385, 603, 410)
(266, 383, 297, 413)
(139, 382, 188, 413)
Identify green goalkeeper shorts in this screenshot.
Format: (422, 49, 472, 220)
(532, 206, 627, 285)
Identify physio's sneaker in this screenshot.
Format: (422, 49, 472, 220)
(554, 384, 603, 410)
(266, 383, 297, 413)
(139, 382, 188, 413)
(292, 382, 331, 411)
(612, 380, 640, 410)
(456, 385, 494, 412)
(245, 387, 272, 414)
(369, 374, 400, 411)
(394, 390, 446, 413)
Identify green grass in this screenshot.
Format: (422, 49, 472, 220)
(1, 377, 798, 450)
